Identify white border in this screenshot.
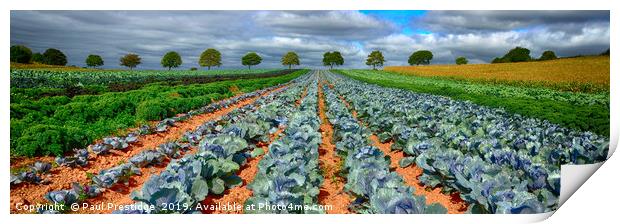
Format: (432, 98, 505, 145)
(3, 1, 617, 224)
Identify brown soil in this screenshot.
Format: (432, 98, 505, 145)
(317, 80, 352, 214)
(295, 86, 308, 106)
(335, 82, 467, 214)
(10, 157, 57, 172)
(9, 85, 288, 214)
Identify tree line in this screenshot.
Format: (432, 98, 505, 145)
(491, 47, 556, 63)
(8, 44, 433, 70)
(9, 45, 301, 70)
(10, 44, 609, 70)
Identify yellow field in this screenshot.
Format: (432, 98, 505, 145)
(385, 56, 610, 92)
(10, 62, 101, 71)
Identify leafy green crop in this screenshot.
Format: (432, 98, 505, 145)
(245, 75, 325, 214)
(336, 69, 609, 136)
(10, 69, 297, 101)
(10, 70, 307, 157)
(115, 73, 311, 214)
(325, 71, 608, 213)
(321, 76, 447, 214)
(10, 69, 280, 88)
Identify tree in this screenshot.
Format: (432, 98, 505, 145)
(42, 48, 68, 65)
(365, 50, 385, 70)
(538, 50, 557, 61)
(10, 45, 33, 63)
(199, 48, 222, 70)
(120, 53, 141, 70)
(455, 56, 468, 65)
(161, 51, 183, 70)
(85, 54, 104, 68)
(32, 53, 44, 63)
(504, 47, 531, 62)
(491, 47, 532, 63)
(491, 57, 508, 64)
(408, 50, 433, 65)
(241, 52, 262, 70)
(281, 51, 300, 69)
(322, 51, 344, 69)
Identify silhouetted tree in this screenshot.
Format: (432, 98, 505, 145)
(10, 45, 32, 63)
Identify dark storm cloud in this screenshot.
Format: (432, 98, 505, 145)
(10, 11, 271, 69)
(10, 10, 378, 69)
(417, 10, 610, 34)
(10, 10, 610, 69)
(254, 11, 397, 40)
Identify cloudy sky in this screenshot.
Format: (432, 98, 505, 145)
(10, 10, 610, 69)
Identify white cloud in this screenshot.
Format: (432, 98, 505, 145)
(364, 25, 609, 65)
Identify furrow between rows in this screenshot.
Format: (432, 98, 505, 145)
(317, 79, 352, 214)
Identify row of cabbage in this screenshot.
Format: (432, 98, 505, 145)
(325, 71, 609, 213)
(10, 82, 281, 187)
(10, 69, 281, 88)
(321, 73, 447, 214)
(111, 73, 314, 214)
(35, 72, 310, 213)
(10, 161, 53, 185)
(244, 72, 324, 214)
(38, 133, 194, 213)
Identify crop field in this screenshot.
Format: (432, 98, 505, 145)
(10, 62, 100, 71)
(10, 70, 609, 214)
(11, 68, 283, 89)
(338, 69, 610, 136)
(10, 69, 304, 157)
(384, 56, 610, 93)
